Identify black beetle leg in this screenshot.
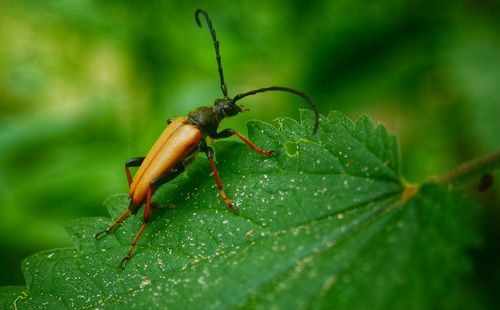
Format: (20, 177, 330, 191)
(125, 157, 145, 187)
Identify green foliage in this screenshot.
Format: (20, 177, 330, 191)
(0, 111, 485, 309)
(2, 0, 500, 291)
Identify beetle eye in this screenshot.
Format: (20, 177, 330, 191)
(223, 103, 239, 116)
(214, 98, 242, 117)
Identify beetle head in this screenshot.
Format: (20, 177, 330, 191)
(214, 98, 247, 117)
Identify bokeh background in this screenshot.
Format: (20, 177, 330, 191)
(0, 0, 498, 305)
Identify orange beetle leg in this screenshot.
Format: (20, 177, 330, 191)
(125, 157, 145, 186)
(119, 164, 186, 269)
(205, 146, 234, 209)
(119, 187, 152, 269)
(214, 128, 275, 156)
(95, 156, 146, 240)
(95, 209, 131, 239)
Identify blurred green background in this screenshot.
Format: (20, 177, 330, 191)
(0, 0, 498, 304)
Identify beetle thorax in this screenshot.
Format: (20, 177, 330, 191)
(187, 105, 222, 137)
(188, 98, 244, 137)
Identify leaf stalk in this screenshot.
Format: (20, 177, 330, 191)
(431, 151, 500, 188)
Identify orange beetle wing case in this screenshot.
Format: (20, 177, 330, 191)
(129, 117, 202, 207)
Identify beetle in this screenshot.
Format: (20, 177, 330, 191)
(95, 9, 320, 269)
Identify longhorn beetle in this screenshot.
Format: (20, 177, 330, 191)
(95, 9, 320, 269)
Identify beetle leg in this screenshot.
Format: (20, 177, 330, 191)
(203, 145, 235, 209)
(119, 165, 186, 269)
(95, 209, 131, 239)
(214, 129, 275, 156)
(97, 157, 147, 238)
(125, 157, 145, 186)
(119, 187, 153, 269)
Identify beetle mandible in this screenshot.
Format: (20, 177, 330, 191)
(95, 9, 320, 269)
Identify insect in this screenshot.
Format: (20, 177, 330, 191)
(95, 9, 320, 269)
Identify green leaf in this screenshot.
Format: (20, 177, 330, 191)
(0, 111, 483, 309)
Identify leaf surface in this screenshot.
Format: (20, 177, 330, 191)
(0, 111, 480, 309)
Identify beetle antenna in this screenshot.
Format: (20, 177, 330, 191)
(195, 9, 228, 98)
(232, 86, 320, 133)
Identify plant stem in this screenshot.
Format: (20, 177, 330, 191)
(432, 151, 500, 187)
